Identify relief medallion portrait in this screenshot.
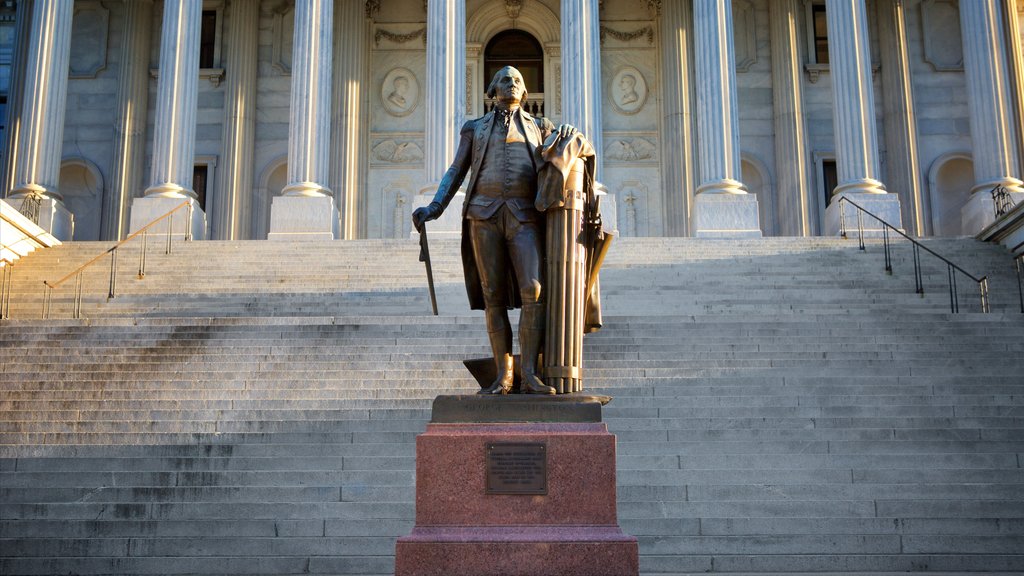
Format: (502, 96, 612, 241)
(610, 66, 647, 115)
(381, 68, 420, 117)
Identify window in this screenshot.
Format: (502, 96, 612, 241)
(193, 165, 208, 211)
(822, 159, 838, 206)
(199, 10, 217, 69)
(811, 4, 829, 64)
(484, 30, 544, 96)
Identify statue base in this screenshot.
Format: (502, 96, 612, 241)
(394, 395, 638, 576)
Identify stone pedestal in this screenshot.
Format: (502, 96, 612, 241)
(962, 190, 1024, 235)
(693, 193, 762, 238)
(268, 195, 339, 241)
(128, 196, 206, 240)
(824, 192, 904, 237)
(33, 197, 74, 241)
(395, 395, 638, 576)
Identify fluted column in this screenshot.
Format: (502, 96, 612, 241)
(1, 0, 33, 200)
(129, 0, 206, 238)
(822, 0, 901, 234)
(105, 0, 153, 240)
(561, 0, 603, 178)
(424, 0, 465, 183)
(959, 0, 1024, 232)
(268, 0, 337, 239)
(659, 0, 695, 237)
(692, 0, 759, 237)
(770, 0, 814, 236)
(878, 0, 925, 235)
(9, 0, 74, 239)
(216, 0, 259, 240)
(331, 0, 369, 239)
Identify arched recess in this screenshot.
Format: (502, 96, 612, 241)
(741, 153, 775, 236)
(927, 151, 974, 236)
(466, 1, 560, 119)
(59, 157, 105, 241)
(253, 155, 288, 240)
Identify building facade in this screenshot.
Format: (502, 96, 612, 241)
(1, 0, 1022, 241)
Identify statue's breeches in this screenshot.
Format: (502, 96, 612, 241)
(469, 206, 544, 308)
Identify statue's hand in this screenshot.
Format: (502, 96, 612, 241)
(556, 124, 579, 139)
(412, 202, 442, 230)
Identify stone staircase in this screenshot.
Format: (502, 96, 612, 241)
(1, 236, 1023, 574)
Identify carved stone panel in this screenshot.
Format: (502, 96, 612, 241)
(272, 4, 294, 75)
(610, 66, 648, 115)
(921, 0, 964, 71)
(381, 68, 420, 117)
(733, 0, 756, 72)
(69, 2, 109, 78)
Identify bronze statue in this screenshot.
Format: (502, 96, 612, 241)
(414, 66, 608, 396)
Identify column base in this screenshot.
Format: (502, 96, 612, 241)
(692, 193, 762, 238)
(961, 190, 1024, 235)
(409, 187, 464, 239)
(268, 195, 339, 241)
(129, 196, 207, 240)
(825, 192, 903, 237)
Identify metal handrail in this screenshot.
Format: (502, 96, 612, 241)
(1015, 254, 1024, 314)
(992, 185, 1017, 218)
(42, 199, 193, 319)
(17, 191, 44, 224)
(838, 196, 990, 314)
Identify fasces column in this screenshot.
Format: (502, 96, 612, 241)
(659, 0, 696, 237)
(331, 0, 369, 239)
(959, 0, 1024, 233)
(412, 0, 465, 235)
(561, 0, 603, 178)
(770, 0, 814, 236)
(216, 0, 259, 240)
(878, 0, 925, 235)
(105, 0, 153, 241)
(129, 0, 206, 239)
(269, 0, 337, 239)
(692, 0, 760, 237)
(822, 0, 902, 235)
(9, 0, 74, 240)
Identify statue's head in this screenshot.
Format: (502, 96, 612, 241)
(486, 66, 528, 106)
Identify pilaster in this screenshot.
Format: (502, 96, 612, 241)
(216, 0, 259, 240)
(105, 0, 153, 241)
(561, 0, 603, 179)
(269, 0, 337, 240)
(823, 0, 902, 235)
(692, 0, 760, 237)
(331, 0, 369, 239)
(769, 0, 814, 236)
(130, 0, 206, 240)
(9, 0, 74, 240)
(659, 0, 695, 237)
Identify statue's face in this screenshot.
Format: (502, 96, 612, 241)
(492, 67, 526, 105)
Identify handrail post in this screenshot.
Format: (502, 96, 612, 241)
(913, 243, 924, 295)
(74, 272, 84, 319)
(166, 213, 174, 255)
(42, 282, 51, 319)
(979, 277, 990, 314)
(1016, 255, 1023, 314)
(108, 248, 118, 300)
(185, 202, 193, 241)
(856, 209, 865, 251)
(1, 265, 10, 320)
(883, 225, 892, 274)
(839, 199, 847, 239)
(947, 264, 959, 314)
(138, 231, 148, 279)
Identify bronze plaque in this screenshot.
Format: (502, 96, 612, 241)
(485, 442, 547, 495)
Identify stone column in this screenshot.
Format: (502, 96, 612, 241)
(105, 0, 153, 241)
(331, 0, 369, 240)
(659, 0, 696, 237)
(8, 0, 74, 240)
(692, 0, 759, 237)
(412, 0, 465, 235)
(770, 0, 814, 236)
(269, 0, 337, 240)
(878, 0, 926, 236)
(129, 0, 206, 239)
(959, 0, 1024, 233)
(822, 0, 901, 235)
(1, 0, 33, 201)
(561, 0, 603, 179)
(216, 0, 258, 240)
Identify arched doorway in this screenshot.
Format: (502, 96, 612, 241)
(59, 158, 104, 241)
(483, 30, 545, 116)
(928, 153, 974, 236)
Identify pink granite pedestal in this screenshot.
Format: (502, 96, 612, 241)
(394, 396, 639, 576)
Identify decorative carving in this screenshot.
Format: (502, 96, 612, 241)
(504, 0, 523, 19)
(372, 140, 425, 164)
(646, 0, 662, 16)
(733, 0, 756, 72)
(271, 5, 293, 75)
(381, 68, 420, 117)
(610, 67, 648, 114)
(921, 0, 964, 71)
(599, 25, 654, 45)
(466, 65, 473, 115)
(555, 64, 562, 114)
(606, 138, 657, 162)
(365, 0, 380, 19)
(375, 27, 427, 46)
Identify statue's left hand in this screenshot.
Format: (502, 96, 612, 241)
(556, 124, 579, 139)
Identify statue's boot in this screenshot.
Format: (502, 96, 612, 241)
(519, 302, 555, 395)
(479, 308, 514, 395)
